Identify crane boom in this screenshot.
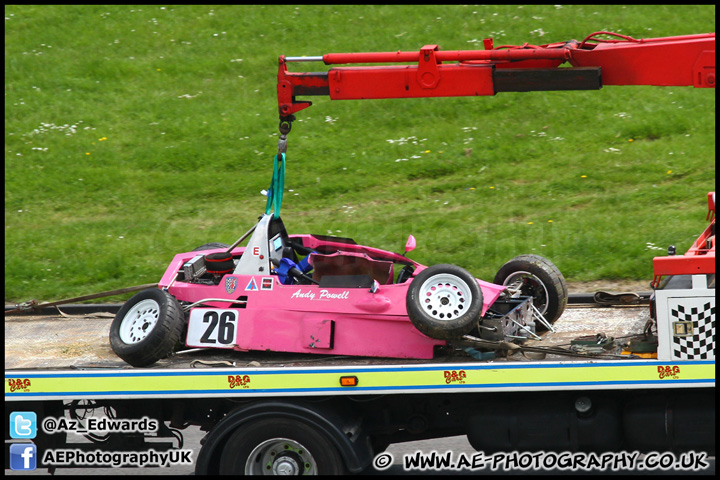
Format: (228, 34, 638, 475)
(277, 32, 715, 118)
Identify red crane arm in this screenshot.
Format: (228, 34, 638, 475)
(277, 32, 715, 118)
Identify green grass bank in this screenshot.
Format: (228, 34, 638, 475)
(5, 5, 716, 303)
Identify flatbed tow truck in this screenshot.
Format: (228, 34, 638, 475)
(5, 31, 715, 475)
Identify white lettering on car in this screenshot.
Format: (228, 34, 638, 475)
(291, 289, 350, 300)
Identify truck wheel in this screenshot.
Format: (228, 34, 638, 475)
(192, 242, 229, 252)
(494, 254, 568, 328)
(406, 264, 483, 340)
(109, 289, 185, 367)
(218, 418, 345, 475)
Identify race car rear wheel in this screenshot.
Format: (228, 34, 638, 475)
(109, 288, 185, 367)
(406, 264, 483, 340)
(493, 254, 567, 328)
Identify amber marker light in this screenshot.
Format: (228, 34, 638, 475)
(340, 376, 359, 387)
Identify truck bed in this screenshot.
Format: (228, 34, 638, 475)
(6, 305, 649, 371)
(6, 305, 714, 402)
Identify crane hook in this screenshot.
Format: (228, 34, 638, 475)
(277, 115, 295, 156)
(279, 115, 294, 135)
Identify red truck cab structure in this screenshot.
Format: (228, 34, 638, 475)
(651, 192, 715, 361)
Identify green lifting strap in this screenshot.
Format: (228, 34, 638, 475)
(265, 153, 285, 218)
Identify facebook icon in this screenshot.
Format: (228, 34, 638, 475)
(10, 443, 37, 470)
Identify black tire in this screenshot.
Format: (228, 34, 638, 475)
(493, 254, 568, 328)
(218, 418, 345, 475)
(406, 264, 483, 340)
(109, 289, 185, 367)
(192, 242, 230, 252)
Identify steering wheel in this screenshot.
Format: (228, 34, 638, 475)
(397, 265, 415, 284)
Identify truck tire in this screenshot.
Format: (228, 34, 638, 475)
(493, 254, 567, 328)
(192, 242, 230, 252)
(109, 289, 185, 367)
(218, 418, 345, 475)
(406, 264, 483, 340)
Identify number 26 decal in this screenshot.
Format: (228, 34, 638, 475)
(187, 309, 238, 348)
(200, 311, 236, 344)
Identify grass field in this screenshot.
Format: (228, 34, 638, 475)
(4, 5, 716, 303)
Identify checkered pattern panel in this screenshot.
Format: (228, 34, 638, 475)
(671, 300, 715, 360)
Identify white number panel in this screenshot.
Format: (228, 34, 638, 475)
(186, 309, 238, 349)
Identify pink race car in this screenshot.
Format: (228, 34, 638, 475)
(110, 214, 567, 367)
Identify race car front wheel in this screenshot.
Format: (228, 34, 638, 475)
(109, 288, 185, 367)
(406, 264, 483, 340)
(493, 254, 568, 328)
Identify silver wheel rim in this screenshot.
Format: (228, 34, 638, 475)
(502, 271, 549, 314)
(119, 299, 160, 344)
(419, 273, 472, 321)
(245, 438, 317, 475)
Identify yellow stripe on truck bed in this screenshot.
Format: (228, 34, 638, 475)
(6, 360, 715, 401)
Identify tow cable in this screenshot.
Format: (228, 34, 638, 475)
(265, 153, 286, 219)
(4, 284, 158, 316)
(456, 334, 640, 360)
(265, 116, 294, 219)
